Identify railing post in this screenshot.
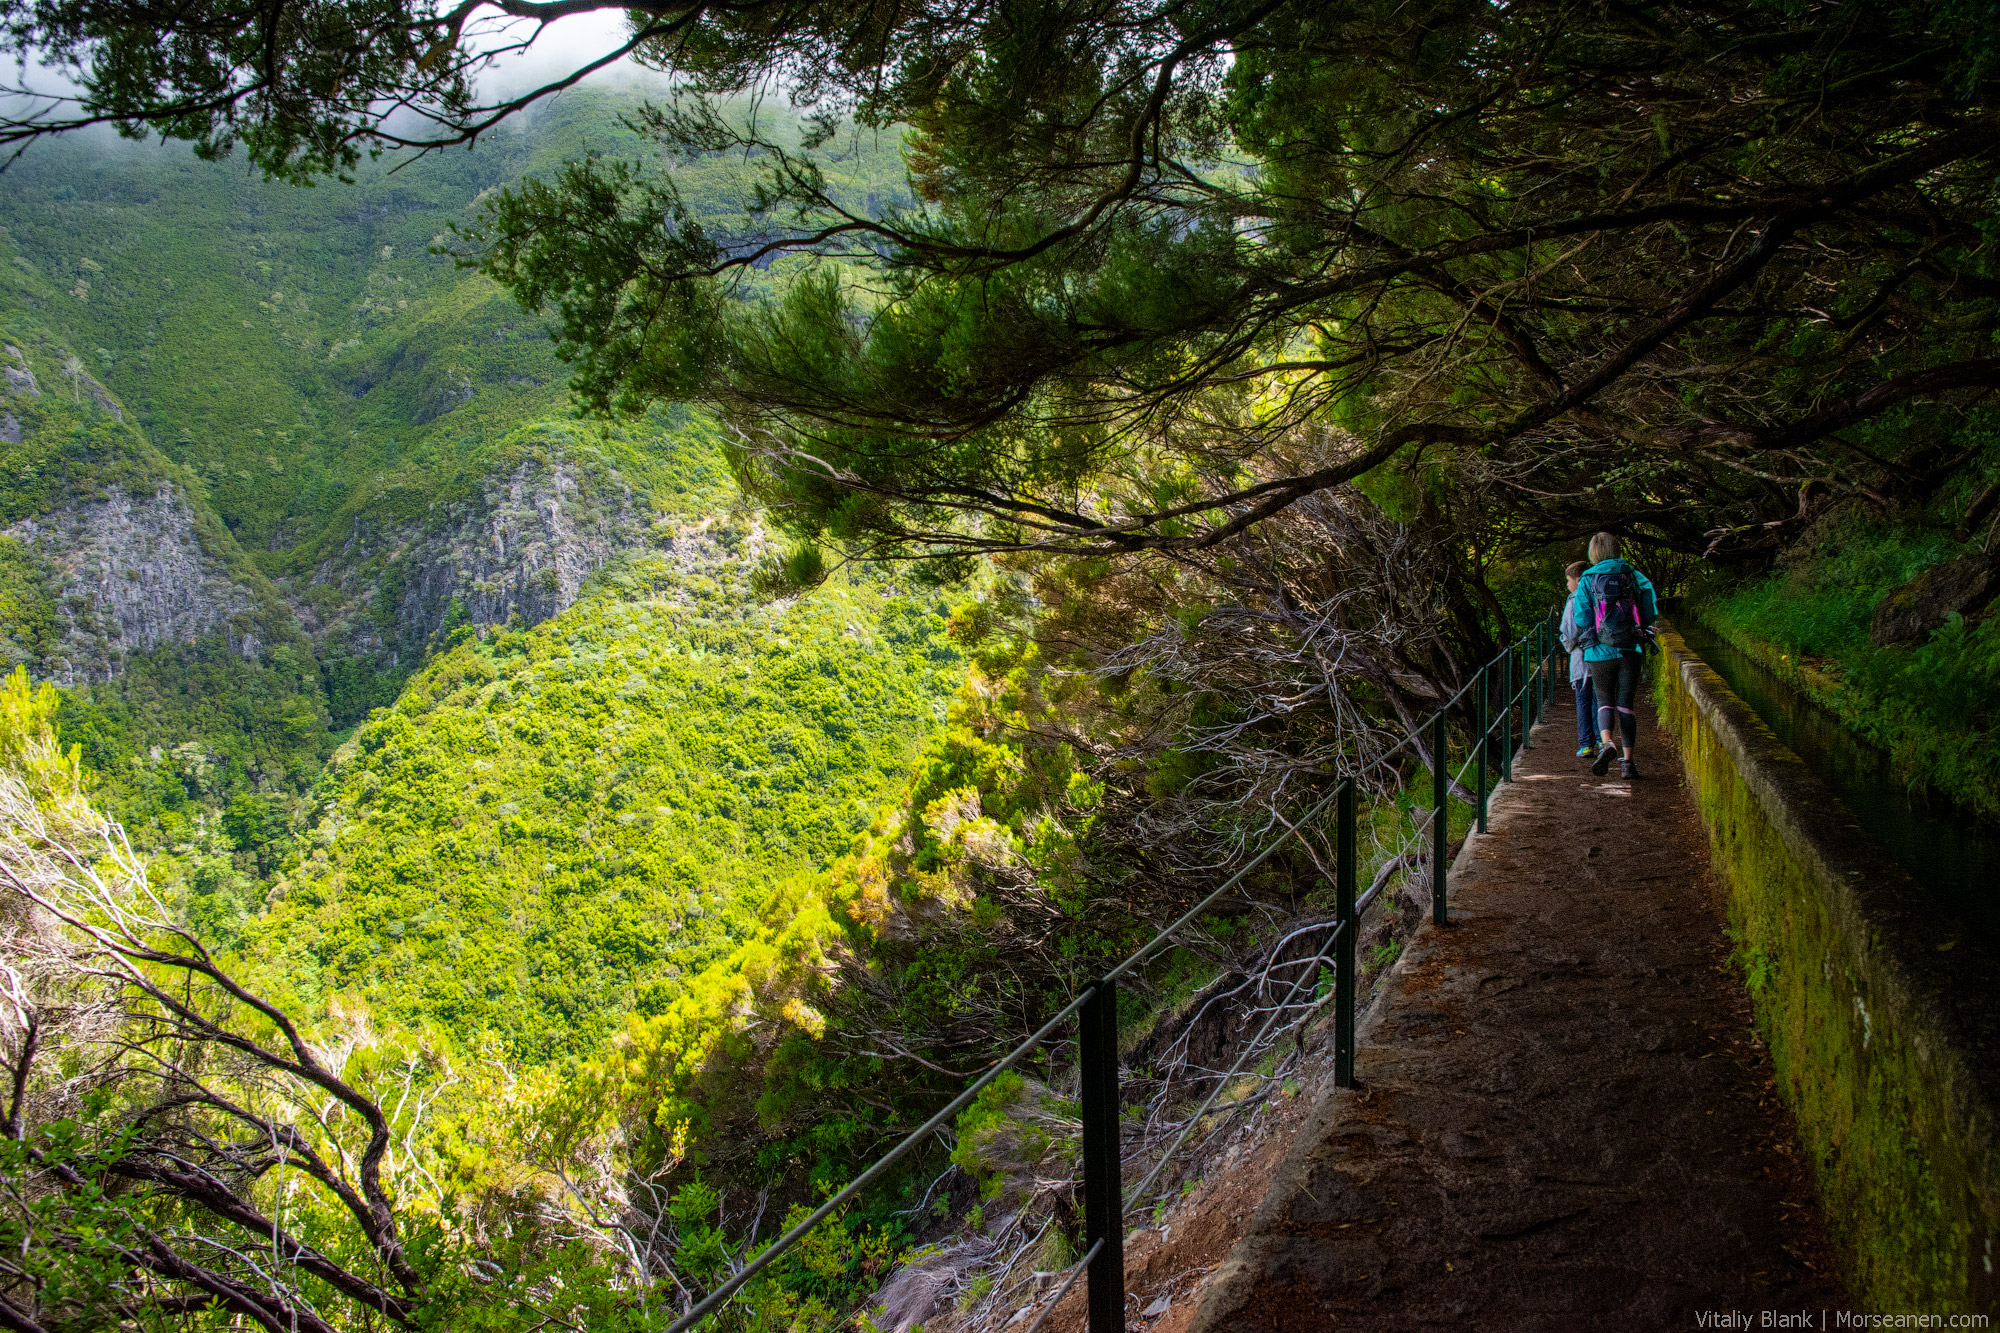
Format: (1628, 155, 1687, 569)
(1431, 710, 1448, 926)
(1537, 627, 1546, 719)
(1540, 623, 1549, 711)
(1335, 779, 1357, 1088)
(1542, 620, 1553, 711)
(1079, 981, 1124, 1333)
(1522, 635, 1534, 745)
(1501, 649, 1513, 782)
(1475, 666, 1488, 833)
(1520, 635, 1533, 748)
(1534, 624, 1543, 714)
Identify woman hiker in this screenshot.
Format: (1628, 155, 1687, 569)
(1568, 532, 1659, 779)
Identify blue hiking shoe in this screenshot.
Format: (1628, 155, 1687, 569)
(1576, 745, 1594, 758)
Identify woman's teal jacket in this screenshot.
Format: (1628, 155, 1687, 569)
(1566, 558, 1660, 663)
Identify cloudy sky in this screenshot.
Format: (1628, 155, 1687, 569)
(4, 4, 654, 137)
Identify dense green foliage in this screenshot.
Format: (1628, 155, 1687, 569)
(7, 1, 2000, 1325)
(0, 651, 940, 1333)
(250, 554, 964, 1057)
(1696, 498, 2000, 820)
(0, 91, 908, 851)
(459, 0, 2000, 578)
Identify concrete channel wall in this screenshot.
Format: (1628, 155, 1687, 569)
(1654, 625, 2000, 1314)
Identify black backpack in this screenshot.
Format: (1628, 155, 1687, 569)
(1588, 565, 1649, 650)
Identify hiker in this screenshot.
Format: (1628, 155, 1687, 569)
(1568, 532, 1659, 779)
(1557, 561, 1598, 759)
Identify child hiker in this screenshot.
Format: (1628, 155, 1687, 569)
(1558, 561, 1597, 758)
(1568, 531, 1660, 779)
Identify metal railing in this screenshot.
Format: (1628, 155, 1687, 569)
(662, 612, 1565, 1333)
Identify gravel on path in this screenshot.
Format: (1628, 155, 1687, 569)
(1178, 688, 1844, 1332)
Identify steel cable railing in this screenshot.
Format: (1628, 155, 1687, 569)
(660, 612, 1564, 1333)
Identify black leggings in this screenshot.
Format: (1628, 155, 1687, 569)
(1588, 655, 1642, 749)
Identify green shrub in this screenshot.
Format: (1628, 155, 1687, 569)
(1698, 514, 2000, 816)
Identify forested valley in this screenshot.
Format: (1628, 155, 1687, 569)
(1, 1, 1998, 1329)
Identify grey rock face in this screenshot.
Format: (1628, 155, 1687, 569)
(1870, 553, 2000, 646)
(7, 484, 259, 683)
(308, 455, 650, 656)
(2, 345, 35, 400)
(0, 413, 18, 444)
(81, 372, 123, 421)
(5, 344, 40, 398)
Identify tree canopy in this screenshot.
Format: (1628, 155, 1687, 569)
(10, 1, 2000, 565)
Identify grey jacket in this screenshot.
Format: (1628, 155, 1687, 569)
(1558, 596, 1588, 685)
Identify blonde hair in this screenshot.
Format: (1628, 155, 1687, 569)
(1587, 532, 1619, 563)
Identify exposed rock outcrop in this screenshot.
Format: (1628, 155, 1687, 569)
(5, 342, 120, 419)
(6, 483, 261, 684)
(4, 343, 38, 397)
(308, 453, 653, 659)
(1870, 553, 2000, 646)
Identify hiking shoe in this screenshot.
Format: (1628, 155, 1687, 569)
(1576, 745, 1595, 758)
(1620, 758, 1641, 780)
(1591, 743, 1619, 776)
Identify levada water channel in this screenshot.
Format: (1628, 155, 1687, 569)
(1671, 616, 2000, 958)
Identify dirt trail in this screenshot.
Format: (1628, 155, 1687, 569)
(1141, 688, 1844, 1331)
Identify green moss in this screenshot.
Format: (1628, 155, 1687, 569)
(1656, 634, 1996, 1313)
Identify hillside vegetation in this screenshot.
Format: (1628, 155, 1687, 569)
(1694, 491, 2000, 820)
(0, 303, 337, 834)
(0, 89, 911, 847)
(0, 94, 900, 573)
(0, 98, 989, 1328)
(248, 547, 965, 1058)
(5, 2, 2000, 1328)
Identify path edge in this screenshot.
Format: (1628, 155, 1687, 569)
(1178, 727, 1551, 1333)
(1655, 621, 2000, 1316)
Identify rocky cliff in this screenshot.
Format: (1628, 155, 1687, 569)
(300, 442, 663, 664)
(0, 309, 334, 834)
(2, 323, 293, 686)
(5, 482, 262, 685)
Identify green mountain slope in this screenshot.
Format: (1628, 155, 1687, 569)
(0, 90, 911, 847)
(0, 90, 943, 1063)
(0, 301, 334, 836)
(0, 92, 906, 673)
(251, 548, 964, 1058)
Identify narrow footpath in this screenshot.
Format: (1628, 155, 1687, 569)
(1184, 688, 1844, 1331)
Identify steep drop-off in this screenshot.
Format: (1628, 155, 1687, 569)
(0, 92, 944, 1071)
(0, 91, 901, 838)
(0, 306, 334, 829)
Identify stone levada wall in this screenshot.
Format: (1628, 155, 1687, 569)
(1654, 624, 1999, 1315)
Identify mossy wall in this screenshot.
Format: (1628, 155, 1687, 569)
(1655, 625, 1999, 1314)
